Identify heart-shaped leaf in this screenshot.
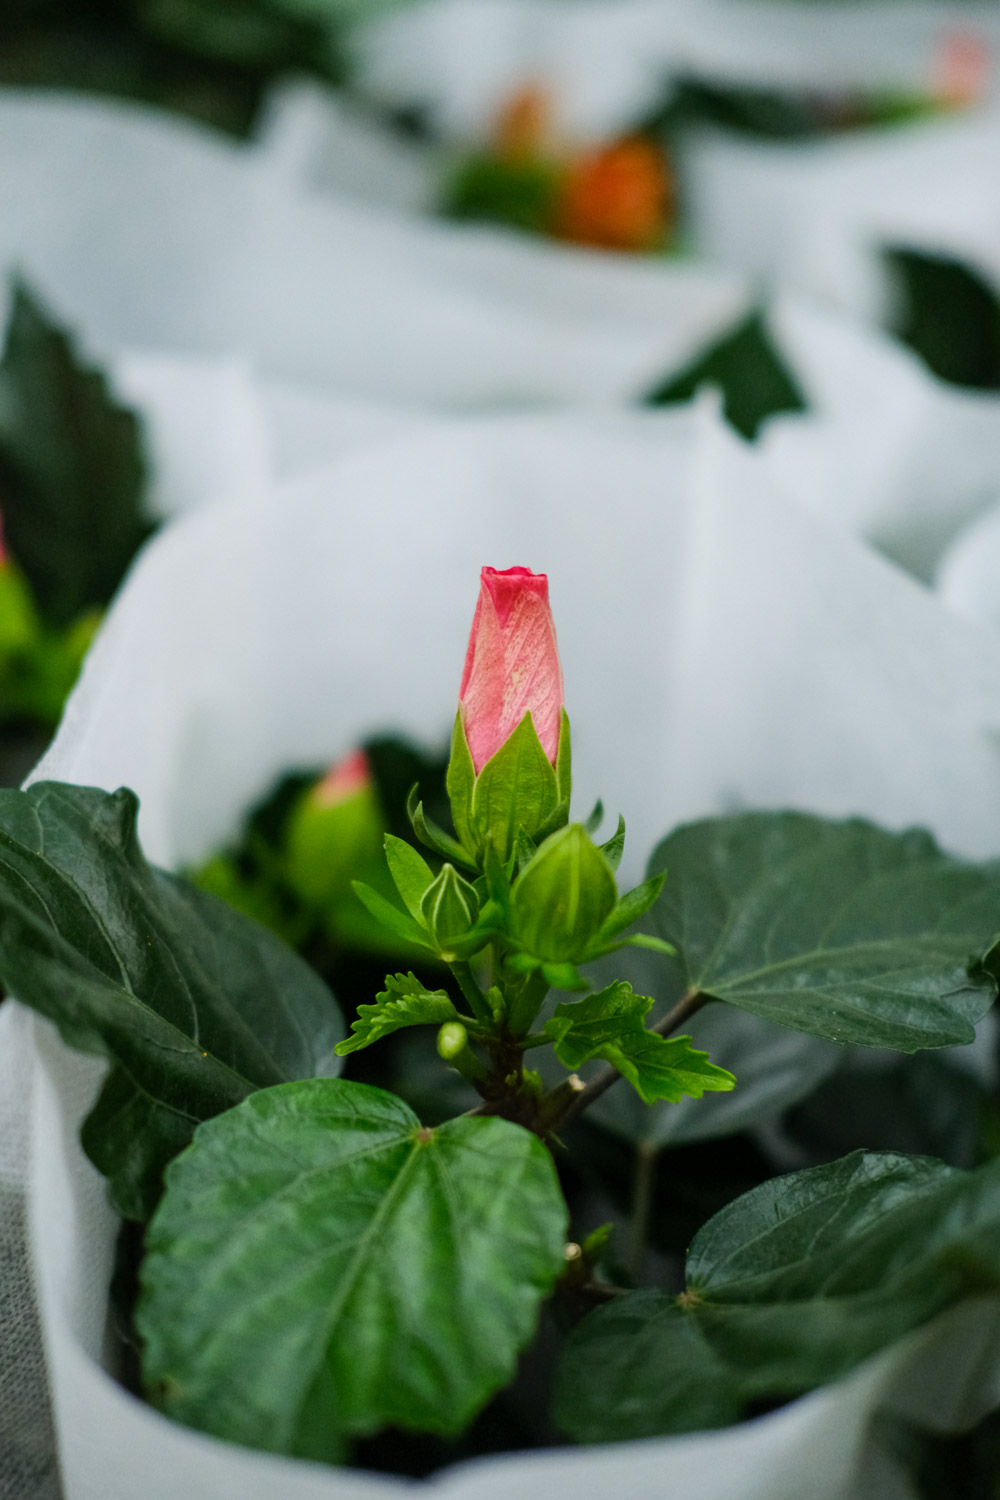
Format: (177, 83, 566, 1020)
(139, 1077, 567, 1459)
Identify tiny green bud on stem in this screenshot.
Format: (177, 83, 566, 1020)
(436, 1022, 489, 1085)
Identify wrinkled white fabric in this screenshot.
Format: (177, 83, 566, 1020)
(683, 104, 1000, 319)
(0, 91, 746, 406)
(17, 405, 1000, 1497)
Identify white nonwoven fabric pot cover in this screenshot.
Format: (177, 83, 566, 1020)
(112, 350, 425, 521)
(0, 90, 746, 406)
(353, 0, 1000, 141)
(755, 297, 1000, 581)
(682, 103, 1000, 321)
(16, 404, 1000, 1498)
(936, 498, 1000, 634)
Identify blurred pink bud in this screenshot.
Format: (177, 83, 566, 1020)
(934, 29, 992, 108)
(459, 566, 564, 774)
(313, 748, 372, 807)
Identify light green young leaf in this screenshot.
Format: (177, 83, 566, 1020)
(649, 812, 1000, 1051)
(336, 972, 461, 1055)
(543, 982, 735, 1104)
(351, 880, 433, 951)
(139, 1078, 568, 1458)
(383, 834, 435, 922)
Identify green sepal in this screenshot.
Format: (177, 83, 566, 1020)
(542, 961, 589, 992)
(597, 815, 626, 874)
(351, 881, 434, 952)
(555, 707, 572, 805)
(584, 800, 604, 835)
(612, 933, 677, 956)
(445, 709, 477, 854)
(582, 873, 667, 958)
(384, 835, 436, 923)
(543, 983, 735, 1104)
(420, 863, 480, 958)
(335, 973, 464, 1055)
(469, 711, 561, 863)
(512, 823, 618, 964)
(406, 785, 477, 872)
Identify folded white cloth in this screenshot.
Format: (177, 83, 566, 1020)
(684, 103, 1000, 319)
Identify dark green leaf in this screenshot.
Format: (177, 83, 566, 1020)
(552, 1290, 741, 1442)
(139, 1077, 567, 1457)
(649, 812, 1000, 1051)
(0, 279, 151, 625)
(555, 1149, 1000, 1443)
(0, 781, 341, 1218)
(885, 247, 1000, 390)
(644, 306, 807, 440)
(543, 982, 735, 1105)
(335, 971, 461, 1055)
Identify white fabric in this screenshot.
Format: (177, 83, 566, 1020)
(757, 297, 1000, 580)
(16, 406, 1000, 1497)
(683, 104, 1000, 320)
(355, 0, 1000, 140)
(0, 90, 746, 406)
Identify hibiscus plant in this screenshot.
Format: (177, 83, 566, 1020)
(1, 565, 1000, 1468)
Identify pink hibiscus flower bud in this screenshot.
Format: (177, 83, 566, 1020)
(459, 566, 564, 775)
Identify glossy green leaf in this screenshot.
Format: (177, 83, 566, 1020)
(543, 982, 735, 1105)
(554, 1149, 1000, 1443)
(649, 812, 1000, 1051)
(139, 1078, 568, 1457)
(335, 971, 462, 1055)
(0, 279, 151, 626)
(0, 781, 342, 1218)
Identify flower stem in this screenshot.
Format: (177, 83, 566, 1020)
(628, 1141, 658, 1283)
(449, 961, 494, 1026)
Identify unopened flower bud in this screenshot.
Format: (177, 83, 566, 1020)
(512, 823, 617, 963)
(286, 749, 383, 911)
(448, 566, 570, 862)
(420, 863, 479, 956)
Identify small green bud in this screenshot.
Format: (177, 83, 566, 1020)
(512, 822, 617, 963)
(420, 863, 479, 956)
(437, 1021, 470, 1061)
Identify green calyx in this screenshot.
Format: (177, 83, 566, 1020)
(513, 823, 617, 964)
(446, 708, 571, 868)
(421, 863, 480, 958)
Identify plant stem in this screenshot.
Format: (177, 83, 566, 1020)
(543, 988, 711, 1132)
(449, 961, 493, 1026)
(628, 1141, 658, 1283)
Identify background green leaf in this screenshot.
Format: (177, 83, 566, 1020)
(554, 1149, 1000, 1444)
(139, 1077, 567, 1458)
(644, 306, 807, 440)
(885, 247, 1000, 390)
(0, 781, 342, 1217)
(0, 280, 151, 626)
(648, 812, 1000, 1051)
